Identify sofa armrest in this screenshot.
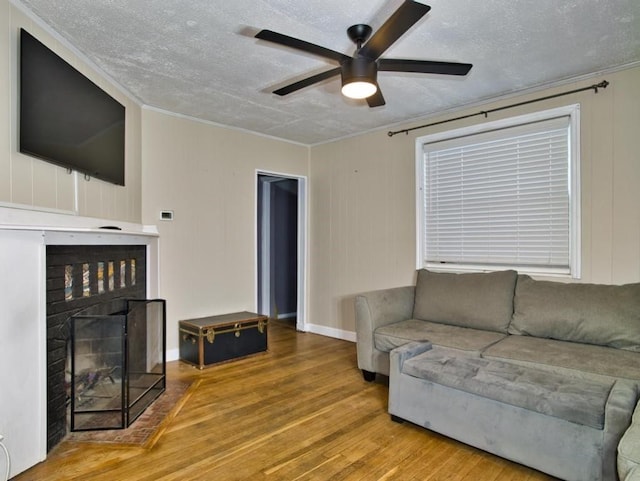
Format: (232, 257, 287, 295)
(355, 285, 415, 373)
(355, 285, 415, 333)
(619, 394, 640, 480)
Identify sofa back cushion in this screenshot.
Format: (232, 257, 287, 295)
(412, 269, 518, 333)
(509, 275, 640, 351)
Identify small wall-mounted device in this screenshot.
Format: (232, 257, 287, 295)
(160, 210, 174, 221)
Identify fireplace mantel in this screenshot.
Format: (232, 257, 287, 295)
(0, 206, 160, 477)
(0, 203, 159, 237)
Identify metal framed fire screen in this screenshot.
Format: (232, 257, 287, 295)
(70, 298, 166, 431)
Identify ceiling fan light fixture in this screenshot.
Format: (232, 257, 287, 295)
(342, 80, 377, 99)
(341, 57, 377, 99)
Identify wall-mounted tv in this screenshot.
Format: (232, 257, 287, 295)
(19, 28, 126, 186)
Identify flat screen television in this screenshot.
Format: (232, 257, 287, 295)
(19, 28, 126, 186)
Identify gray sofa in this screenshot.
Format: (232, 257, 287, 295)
(355, 269, 640, 481)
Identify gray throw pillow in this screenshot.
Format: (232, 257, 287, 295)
(412, 269, 518, 333)
(509, 275, 640, 351)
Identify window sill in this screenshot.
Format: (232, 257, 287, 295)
(424, 262, 577, 279)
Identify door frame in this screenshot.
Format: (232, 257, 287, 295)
(255, 170, 308, 332)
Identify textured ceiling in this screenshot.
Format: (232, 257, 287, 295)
(14, 0, 640, 145)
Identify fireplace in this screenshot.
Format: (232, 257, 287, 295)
(70, 298, 166, 431)
(46, 245, 155, 449)
(0, 216, 162, 476)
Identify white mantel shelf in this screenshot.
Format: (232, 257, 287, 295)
(0, 224, 159, 235)
(0, 204, 158, 237)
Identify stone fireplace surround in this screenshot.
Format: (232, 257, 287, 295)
(0, 206, 160, 477)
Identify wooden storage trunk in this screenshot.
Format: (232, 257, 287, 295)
(179, 311, 268, 369)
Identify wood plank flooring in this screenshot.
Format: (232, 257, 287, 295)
(15, 321, 555, 480)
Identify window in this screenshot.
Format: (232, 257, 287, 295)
(416, 104, 580, 277)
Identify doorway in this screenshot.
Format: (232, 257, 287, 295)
(257, 172, 307, 331)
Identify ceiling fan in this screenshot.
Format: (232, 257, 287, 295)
(255, 0, 472, 107)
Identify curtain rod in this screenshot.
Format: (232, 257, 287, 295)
(387, 80, 609, 137)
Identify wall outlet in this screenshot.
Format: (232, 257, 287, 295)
(159, 210, 174, 221)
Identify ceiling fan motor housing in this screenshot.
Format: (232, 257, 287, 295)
(341, 56, 377, 88)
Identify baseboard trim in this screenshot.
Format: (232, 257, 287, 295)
(305, 323, 356, 343)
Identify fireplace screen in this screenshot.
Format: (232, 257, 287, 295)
(70, 298, 166, 431)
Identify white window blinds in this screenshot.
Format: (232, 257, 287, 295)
(422, 115, 573, 272)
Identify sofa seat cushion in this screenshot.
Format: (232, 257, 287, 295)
(374, 318, 506, 353)
(413, 269, 517, 333)
(510, 274, 640, 351)
(483, 335, 640, 381)
(401, 346, 614, 429)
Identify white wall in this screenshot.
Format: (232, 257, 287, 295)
(309, 132, 417, 334)
(141, 109, 309, 358)
(0, 0, 142, 222)
(309, 67, 640, 334)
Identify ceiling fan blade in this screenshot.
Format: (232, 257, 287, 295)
(379, 58, 472, 75)
(359, 1, 431, 60)
(366, 87, 386, 107)
(273, 67, 341, 96)
(255, 30, 350, 63)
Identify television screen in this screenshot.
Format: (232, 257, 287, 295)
(19, 29, 126, 186)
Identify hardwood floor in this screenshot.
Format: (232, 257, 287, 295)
(15, 321, 555, 480)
